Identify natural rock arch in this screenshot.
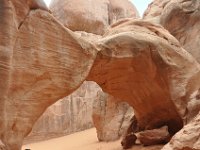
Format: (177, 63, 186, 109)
(0, 0, 200, 150)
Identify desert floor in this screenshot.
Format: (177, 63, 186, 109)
(22, 128, 163, 150)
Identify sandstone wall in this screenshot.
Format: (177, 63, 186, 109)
(93, 91, 134, 141)
(24, 81, 100, 143)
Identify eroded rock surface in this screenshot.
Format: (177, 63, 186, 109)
(144, 1, 200, 148)
(162, 112, 200, 150)
(88, 19, 200, 135)
(25, 81, 100, 143)
(0, 0, 96, 149)
(144, 0, 200, 64)
(50, 0, 139, 35)
(0, 0, 200, 150)
(92, 91, 134, 141)
(137, 126, 170, 146)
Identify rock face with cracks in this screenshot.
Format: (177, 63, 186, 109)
(144, 0, 200, 149)
(144, 0, 200, 64)
(49, 0, 137, 142)
(25, 81, 100, 143)
(92, 91, 134, 141)
(0, 0, 200, 150)
(87, 19, 200, 134)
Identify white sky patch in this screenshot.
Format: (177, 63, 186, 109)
(130, 0, 153, 16)
(44, 0, 52, 7)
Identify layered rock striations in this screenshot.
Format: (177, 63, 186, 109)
(49, 0, 138, 142)
(0, 1, 97, 149)
(26, 0, 138, 143)
(0, 0, 200, 150)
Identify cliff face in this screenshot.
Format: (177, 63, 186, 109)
(25, 81, 100, 143)
(144, 1, 200, 149)
(0, 0, 200, 150)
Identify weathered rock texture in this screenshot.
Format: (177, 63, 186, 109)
(88, 19, 200, 135)
(24, 0, 138, 142)
(50, 0, 139, 35)
(0, 0, 200, 150)
(162, 112, 200, 150)
(25, 81, 100, 143)
(144, 1, 200, 149)
(49, 0, 137, 142)
(0, 1, 96, 149)
(137, 126, 170, 146)
(144, 0, 200, 64)
(92, 91, 134, 141)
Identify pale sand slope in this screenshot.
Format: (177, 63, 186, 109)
(22, 128, 163, 150)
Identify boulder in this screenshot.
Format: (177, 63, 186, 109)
(0, 1, 200, 149)
(144, 0, 200, 65)
(162, 112, 200, 150)
(92, 91, 134, 141)
(50, 0, 139, 35)
(137, 126, 170, 146)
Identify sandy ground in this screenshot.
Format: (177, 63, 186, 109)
(22, 128, 163, 150)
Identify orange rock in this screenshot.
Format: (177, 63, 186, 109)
(0, 1, 200, 150)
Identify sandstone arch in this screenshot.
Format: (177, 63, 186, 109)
(0, 0, 200, 150)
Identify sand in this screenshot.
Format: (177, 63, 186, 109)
(22, 128, 122, 150)
(22, 128, 163, 150)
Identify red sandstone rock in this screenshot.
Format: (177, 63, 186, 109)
(144, 1, 200, 149)
(0, 1, 200, 150)
(88, 19, 200, 135)
(137, 126, 170, 146)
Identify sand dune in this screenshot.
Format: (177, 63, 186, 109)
(22, 128, 163, 150)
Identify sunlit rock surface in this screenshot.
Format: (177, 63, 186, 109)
(0, 0, 200, 150)
(92, 91, 134, 141)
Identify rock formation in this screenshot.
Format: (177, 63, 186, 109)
(0, 0, 200, 150)
(25, 81, 100, 143)
(92, 91, 133, 141)
(25, 0, 138, 143)
(0, 1, 97, 149)
(49, 0, 138, 142)
(87, 19, 200, 134)
(144, 0, 200, 64)
(144, 1, 200, 149)
(162, 112, 200, 150)
(50, 0, 139, 35)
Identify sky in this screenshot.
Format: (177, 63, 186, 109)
(131, 0, 153, 16)
(43, 0, 153, 16)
